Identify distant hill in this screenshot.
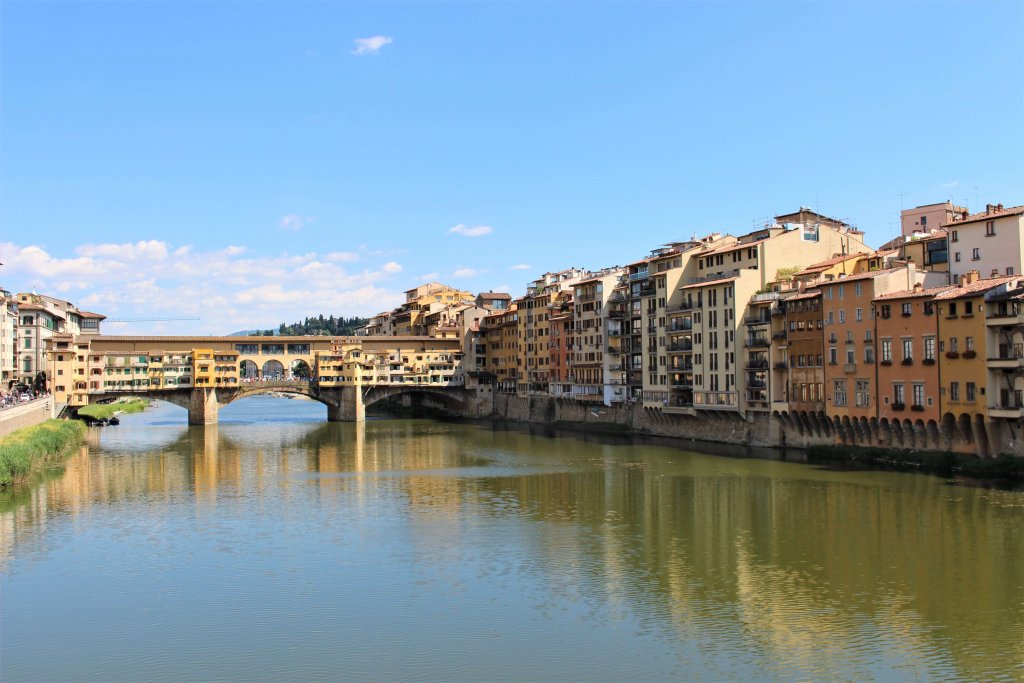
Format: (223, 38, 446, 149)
(248, 315, 370, 337)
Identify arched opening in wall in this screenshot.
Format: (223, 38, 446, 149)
(974, 413, 989, 458)
(927, 419, 940, 450)
(841, 415, 854, 443)
(364, 387, 464, 417)
(240, 360, 259, 381)
(941, 412, 957, 449)
(262, 360, 285, 380)
(290, 359, 312, 380)
(958, 413, 974, 445)
(220, 391, 328, 422)
(903, 419, 915, 448)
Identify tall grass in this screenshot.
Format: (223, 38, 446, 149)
(0, 420, 86, 486)
(77, 399, 149, 420)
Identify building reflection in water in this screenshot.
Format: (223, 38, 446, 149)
(0, 415, 1021, 680)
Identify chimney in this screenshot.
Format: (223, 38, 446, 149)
(998, 203, 1004, 211)
(987, 203, 998, 215)
(913, 282, 923, 293)
(991, 269, 1000, 278)
(961, 270, 981, 286)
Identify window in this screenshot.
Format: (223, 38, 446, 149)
(838, 310, 845, 323)
(855, 307, 862, 322)
(986, 220, 996, 236)
(950, 382, 960, 401)
(967, 382, 976, 402)
(951, 230, 958, 242)
(912, 384, 924, 408)
(829, 347, 838, 364)
(1009, 267, 1015, 276)
(893, 384, 905, 406)
(949, 337, 958, 352)
(923, 301, 934, 316)
(833, 380, 847, 407)
(865, 346, 875, 363)
(902, 302, 912, 317)
(964, 301, 974, 316)
(881, 339, 892, 362)
(955, 252, 961, 262)
(972, 248, 980, 261)
(856, 380, 870, 407)
(924, 337, 935, 360)
(880, 305, 891, 319)
(855, 282, 862, 296)
(838, 285, 845, 300)
(902, 339, 913, 360)
(846, 349, 855, 364)
(966, 336, 975, 352)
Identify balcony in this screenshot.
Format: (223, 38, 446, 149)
(745, 360, 769, 370)
(911, 404, 925, 412)
(772, 331, 786, 340)
(668, 342, 693, 353)
(843, 363, 857, 374)
(891, 402, 906, 411)
(988, 354, 1024, 369)
(745, 337, 770, 348)
(945, 351, 960, 359)
(665, 302, 693, 314)
(773, 361, 788, 370)
(989, 404, 1024, 419)
(901, 358, 914, 366)
(669, 320, 692, 332)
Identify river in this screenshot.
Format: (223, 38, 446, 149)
(1, 397, 1022, 681)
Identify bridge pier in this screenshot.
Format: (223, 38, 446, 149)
(327, 385, 365, 422)
(189, 388, 220, 425)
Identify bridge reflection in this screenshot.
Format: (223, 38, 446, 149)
(1, 421, 1021, 680)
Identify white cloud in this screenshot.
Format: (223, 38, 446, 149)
(0, 240, 406, 334)
(453, 268, 484, 278)
(325, 251, 360, 263)
(419, 272, 439, 281)
(494, 284, 511, 293)
(352, 36, 393, 55)
(508, 263, 531, 271)
(280, 214, 315, 231)
(449, 223, 493, 238)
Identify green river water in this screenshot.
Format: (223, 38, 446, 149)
(1, 397, 1022, 681)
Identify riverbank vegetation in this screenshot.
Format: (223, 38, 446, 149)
(807, 445, 1024, 481)
(0, 420, 86, 486)
(77, 398, 149, 420)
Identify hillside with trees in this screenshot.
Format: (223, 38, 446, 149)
(252, 315, 370, 337)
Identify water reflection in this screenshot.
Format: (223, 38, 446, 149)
(1, 399, 1022, 681)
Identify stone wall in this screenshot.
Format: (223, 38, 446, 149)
(0, 397, 55, 439)
(482, 395, 1023, 458)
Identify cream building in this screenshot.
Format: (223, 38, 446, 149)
(945, 203, 1024, 280)
(570, 268, 624, 404)
(15, 293, 104, 387)
(1, 289, 17, 384)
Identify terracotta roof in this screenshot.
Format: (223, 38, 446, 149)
(681, 276, 738, 290)
(784, 290, 822, 302)
(932, 276, 1018, 301)
(798, 253, 863, 273)
(873, 285, 955, 301)
(947, 204, 1024, 226)
(77, 310, 107, 319)
(817, 267, 902, 285)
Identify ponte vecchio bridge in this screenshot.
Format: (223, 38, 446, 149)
(49, 335, 481, 424)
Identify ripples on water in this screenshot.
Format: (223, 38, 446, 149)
(1, 397, 1022, 682)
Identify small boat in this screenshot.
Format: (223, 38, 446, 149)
(108, 416, 120, 426)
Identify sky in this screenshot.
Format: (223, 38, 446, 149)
(1, 1, 1022, 335)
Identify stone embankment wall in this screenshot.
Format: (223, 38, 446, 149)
(0, 398, 56, 439)
(472, 391, 1023, 459)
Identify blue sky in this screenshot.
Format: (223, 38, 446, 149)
(1, 1, 1021, 334)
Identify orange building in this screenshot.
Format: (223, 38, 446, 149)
(874, 285, 951, 423)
